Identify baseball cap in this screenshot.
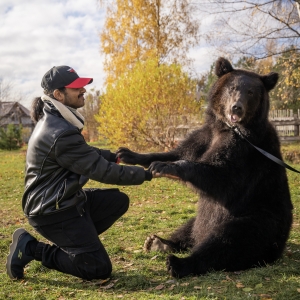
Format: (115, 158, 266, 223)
(41, 66, 93, 90)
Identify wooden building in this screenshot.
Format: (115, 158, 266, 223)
(0, 101, 34, 142)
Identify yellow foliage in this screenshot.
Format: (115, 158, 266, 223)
(100, 0, 199, 84)
(96, 59, 202, 150)
(274, 49, 300, 108)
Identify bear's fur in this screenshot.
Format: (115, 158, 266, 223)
(116, 57, 293, 278)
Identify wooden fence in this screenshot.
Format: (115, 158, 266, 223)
(171, 110, 300, 144)
(269, 109, 300, 142)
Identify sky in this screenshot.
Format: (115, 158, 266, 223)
(0, 0, 215, 108)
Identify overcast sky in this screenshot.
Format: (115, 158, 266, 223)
(0, 0, 215, 108)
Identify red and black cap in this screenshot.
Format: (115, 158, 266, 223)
(41, 66, 93, 90)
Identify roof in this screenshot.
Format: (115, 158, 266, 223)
(0, 102, 30, 117)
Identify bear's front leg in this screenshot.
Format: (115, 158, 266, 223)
(148, 160, 187, 180)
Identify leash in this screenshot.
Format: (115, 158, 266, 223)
(225, 122, 300, 174)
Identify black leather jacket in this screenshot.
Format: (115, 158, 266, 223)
(23, 102, 151, 224)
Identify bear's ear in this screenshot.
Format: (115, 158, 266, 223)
(261, 72, 279, 91)
(215, 57, 234, 77)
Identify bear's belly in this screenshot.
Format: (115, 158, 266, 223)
(192, 200, 231, 244)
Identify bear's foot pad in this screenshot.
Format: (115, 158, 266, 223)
(143, 235, 171, 252)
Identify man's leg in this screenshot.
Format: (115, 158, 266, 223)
(84, 188, 129, 234)
(7, 188, 130, 280)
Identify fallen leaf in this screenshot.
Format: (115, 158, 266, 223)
(243, 287, 253, 292)
(180, 282, 189, 286)
(100, 283, 114, 289)
(194, 286, 202, 290)
(260, 294, 271, 297)
(124, 263, 134, 267)
(236, 283, 245, 288)
(297, 288, 300, 293)
(155, 284, 165, 290)
(151, 255, 158, 260)
(99, 278, 110, 284)
(165, 279, 176, 284)
(168, 284, 176, 290)
(255, 283, 263, 289)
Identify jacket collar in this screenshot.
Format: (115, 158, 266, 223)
(41, 95, 84, 130)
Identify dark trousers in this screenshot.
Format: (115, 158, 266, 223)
(31, 188, 129, 280)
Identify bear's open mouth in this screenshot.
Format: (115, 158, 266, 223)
(228, 114, 241, 123)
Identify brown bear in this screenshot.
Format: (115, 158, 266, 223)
(116, 57, 293, 278)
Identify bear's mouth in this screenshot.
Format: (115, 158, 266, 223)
(228, 114, 241, 123)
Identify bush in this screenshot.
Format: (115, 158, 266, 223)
(0, 124, 23, 150)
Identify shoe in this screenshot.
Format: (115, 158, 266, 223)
(6, 228, 36, 279)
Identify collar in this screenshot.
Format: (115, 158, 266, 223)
(41, 94, 84, 130)
(224, 121, 244, 139)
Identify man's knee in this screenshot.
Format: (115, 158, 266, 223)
(118, 192, 130, 215)
(74, 250, 112, 280)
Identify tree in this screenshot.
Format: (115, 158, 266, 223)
(79, 89, 101, 141)
(0, 124, 22, 150)
(99, 0, 200, 84)
(197, 0, 300, 60)
(271, 47, 300, 109)
(0, 78, 22, 102)
(96, 59, 202, 150)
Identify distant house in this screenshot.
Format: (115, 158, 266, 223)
(0, 101, 34, 142)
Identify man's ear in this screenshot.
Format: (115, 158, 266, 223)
(53, 89, 64, 102)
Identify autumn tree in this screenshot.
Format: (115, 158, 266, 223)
(96, 59, 202, 150)
(79, 89, 101, 141)
(99, 0, 200, 84)
(197, 0, 300, 60)
(188, 0, 300, 109)
(271, 47, 300, 109)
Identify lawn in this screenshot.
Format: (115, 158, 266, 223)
(0, 146, 300, 300)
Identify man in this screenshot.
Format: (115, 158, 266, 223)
(6, 66, 153, 280)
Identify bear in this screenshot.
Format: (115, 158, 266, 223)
(116, 57, 293, 278)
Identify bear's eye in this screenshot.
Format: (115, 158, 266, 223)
(248, 90, 253, 96)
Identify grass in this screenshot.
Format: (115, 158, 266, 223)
(1, 146, 300, 299)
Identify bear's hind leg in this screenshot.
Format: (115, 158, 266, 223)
(144, 217, 195, 253)
(166, 216, 288, 278)
(167, 254, 195, 278)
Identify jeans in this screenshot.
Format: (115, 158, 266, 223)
(31, 188, 129, 280)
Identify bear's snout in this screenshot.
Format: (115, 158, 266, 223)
(228, 101, 245, 123)
(232, 103, 243, 114)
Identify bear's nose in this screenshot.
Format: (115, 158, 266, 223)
(232, 104, 242, 113)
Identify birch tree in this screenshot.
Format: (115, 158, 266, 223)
(100, 0, 200, 84)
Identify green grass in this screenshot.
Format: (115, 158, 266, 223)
(1, 147, 300, 299)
